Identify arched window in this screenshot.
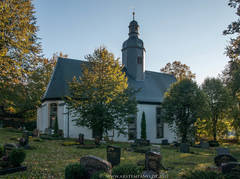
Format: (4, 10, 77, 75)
(49, 103, 57, 128)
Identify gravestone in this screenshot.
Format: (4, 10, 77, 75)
(214, 154, 237, 167)
(32, 129, 39, 137)
(78, 133, 84, 145)
(106, 145, 121, 166)
(200, 141, 209, 149)
(19, 131, 29, 147)
(145, 151, 162, 174)
(161, 139, 169, 145)
(80, 155, 112, 177)
(221, 162, 240, 174)
(94, 136, 100, 146)
(216, 147, 230, 155)
(179, 143, 190, 153)
(4, 144, 17, 156)
(134, 139, 150, 146)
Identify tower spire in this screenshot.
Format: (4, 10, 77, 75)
(133, 11, 135, 20)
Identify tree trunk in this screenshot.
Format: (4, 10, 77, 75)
(182, 131, 187, 143)
(213, 118, 217, 141)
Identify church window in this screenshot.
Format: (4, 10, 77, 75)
(137, 57, 142, 64)
(156, 107, 164, 138)
(128, 115, 137, 140)
(49, 103, 57, 128)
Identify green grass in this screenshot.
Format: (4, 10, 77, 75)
(0, 128, 239, 179)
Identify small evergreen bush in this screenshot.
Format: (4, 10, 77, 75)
(0, 144, 4, 157)
(65, 163, 88, 179)
(112, 163, 143, 179)
(90, 171, 112, 179)
(181, 170, 223, 179)
(141, 112, 146, 140)
(54, 117, 59, 135)
(9, 148, 26, 167)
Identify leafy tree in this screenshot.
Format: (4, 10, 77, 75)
(223, 0, 240, 140)
(141, 112, 146, 140)
(0, 0, 41, 86)
(0, 52, 66, 121)
(202, 78, 232, 141)
(65, 47, 137, 138)
(160, 61, 196, 81)
(161, 79, 206, 143)
(0, 0, 41, 120)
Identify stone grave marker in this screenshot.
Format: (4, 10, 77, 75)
(145, 151, 162, 174)
(94, 136, 100, 146)
(179, 143, 189, 153)
(78, 133, 84, 145)
(19, 131, 29, 148)
(221, 162, 240, 174)
(200, 141, 209, 149)
(106, 145, 121, 166)
(216, 147, 230, 155)
(80, 155, 112, 177)
(32, 129, 39, 137)
(161, 139, 169, 145)
(135, 139, 150, 146)
(214, 154, 237, 167)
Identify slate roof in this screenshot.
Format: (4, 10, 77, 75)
(42, 57, 176, 104)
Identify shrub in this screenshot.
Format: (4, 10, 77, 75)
(141, 112, 146, 140)
(91, 171, 112, 179)
(224, 167, 240, 179)
(65, 163, 88, 179)
(112, 164, 143, 179)
(181, 170, 223, 179)
(9, 148, 26, 167)
(62, 141, 79, 146)
(0, 144, 4, 157)
(54, 117, 59, 135)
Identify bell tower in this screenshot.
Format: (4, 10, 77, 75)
(122, 12, 145, 81)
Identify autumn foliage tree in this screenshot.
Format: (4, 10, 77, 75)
(65, 47, 137, 138)
(161, 79, 206, 143)
(160, 61, 196, 81)
(223, 0, 240, 140)
(202, 78, 232, 141)
(0, 0, 41, 118)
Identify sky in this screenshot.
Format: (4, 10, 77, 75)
(33, 0, 237, 84)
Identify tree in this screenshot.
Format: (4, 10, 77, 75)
(141, 112, 146, 140)
(65, 47, 137, 138)
(0, 0, 41, 86)
(160, 61, 196, 81)
(0, 0, 41, 120)
(223, 0, 240, 140)
(202, 78, 232, 141)
(161, 79, 206, 143)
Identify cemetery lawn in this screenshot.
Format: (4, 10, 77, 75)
(0, 128, 240, 179)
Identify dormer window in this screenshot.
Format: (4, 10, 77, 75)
(137, 57, 142, 64)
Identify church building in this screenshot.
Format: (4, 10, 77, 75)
(37, 15, 177, 143)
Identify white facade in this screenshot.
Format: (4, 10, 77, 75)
(37, 101, 177, 143)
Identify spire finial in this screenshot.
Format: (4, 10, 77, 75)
(132, 11, 135, 20)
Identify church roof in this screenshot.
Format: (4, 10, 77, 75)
(42, 57, 176, 104)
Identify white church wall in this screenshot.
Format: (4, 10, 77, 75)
(136, 104, 176, 143)
(63, 104, 93, 139)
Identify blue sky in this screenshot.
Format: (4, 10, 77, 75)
(33, 0, 236, 84)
